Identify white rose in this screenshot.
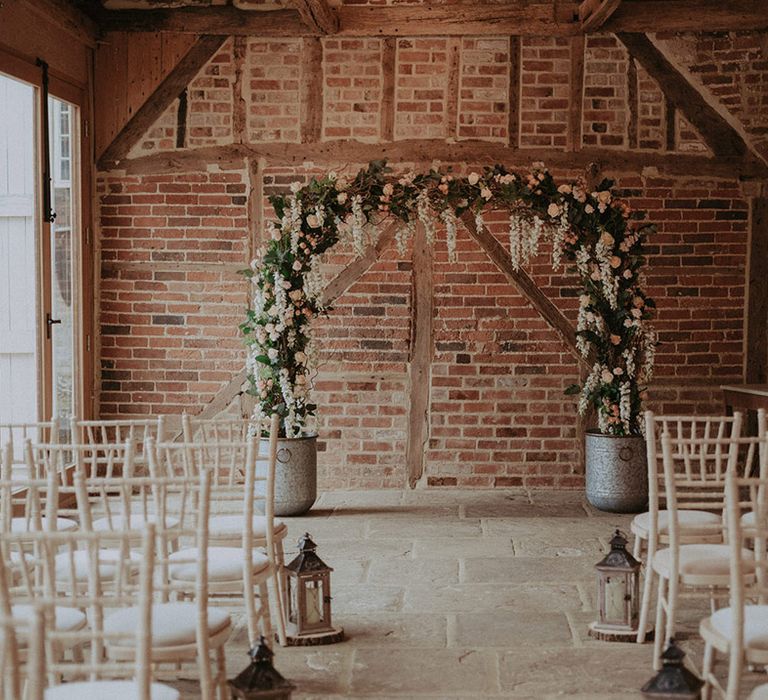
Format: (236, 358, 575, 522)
(631, 308, 642, 318)
(306, 214, 320, 228)
(481, 187, 492, 201)
(337, 192, 348, 204)
(613, 367, 624, 376)
(623, 269, 633, 279)
(292, 261, 302, 271)
(295, 351, 307, 365)
(290, 182, 301, 194)
(601, 369, 614, 384)
(382, 183, 394, 196)
(267, 348, 279, 362)
(468, 172, 480, 186)
(557, 184, 572, 194)
(600, 232, 614, 247)
(585, 204, 594, 214)
(547, 203, 561, 218)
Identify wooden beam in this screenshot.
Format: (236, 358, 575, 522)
(20, 0, 98, 48)
(604, 0, 768, 33)
(746, 197, 768, 384)
(96, 2, 768, 36)
(567, 34, 585, 152)
(111, 141, 768, 181)
(300, 38, 323, 144)
(459, 212, 585, 368)
(97, 35, 227, 166)
(616, 33, 751, 160)
(292, 0, 339, 34)
(98, 7, 307, 35)
(508, 36, 521, 148)
(380, 38, 396, 141)
(446, 38, 461, 140)
(627, 57, 638, 150)
(579, 0, 622, 32)
(321, 222, 398, 307)
(405, 223, 434, 488)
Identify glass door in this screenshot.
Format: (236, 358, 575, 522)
(47, 95, 79, 430)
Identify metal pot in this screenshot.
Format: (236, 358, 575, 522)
(261, 434, 318, 516)
(585, 430, 648, 513)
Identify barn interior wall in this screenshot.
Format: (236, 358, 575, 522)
(94, 31, 766, 489)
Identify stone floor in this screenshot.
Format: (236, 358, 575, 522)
(171, 489, 766, 698)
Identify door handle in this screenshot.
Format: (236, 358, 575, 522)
(46, 312, 61, 339)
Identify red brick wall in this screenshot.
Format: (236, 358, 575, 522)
(96, 31, 760, 489)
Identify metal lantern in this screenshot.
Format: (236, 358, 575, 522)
(641, 639, 702, 699)
(283, 533, 344, 646)
(228, 636, 295, 699)
(588, 529, 641, 641)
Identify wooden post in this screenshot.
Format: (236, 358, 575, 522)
(405, 223, 434, 488)
(567, 33, 585, 152)
(747, 197, 768, 384)
(508, 36, 521, 148)
(381, 38, 396, 141)
(300, 38, 323, 144)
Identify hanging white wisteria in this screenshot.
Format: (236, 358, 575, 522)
(240, 160, 657, 438)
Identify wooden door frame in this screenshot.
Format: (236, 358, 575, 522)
(0, 47, 94, 423)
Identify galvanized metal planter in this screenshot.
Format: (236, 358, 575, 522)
(262, 434, 318, 517)
(585, 431, 648, 513)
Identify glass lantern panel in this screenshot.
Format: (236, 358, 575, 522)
(305, 579, 324, 625)
(605, 575, 627, 624)
(288, 577, 298, 624)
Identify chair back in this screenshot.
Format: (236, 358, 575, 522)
(0, 420, 60, 474)
(0, 525, 156, 695)
(71, 417, 165, 467)
(0, 608, 44, 700)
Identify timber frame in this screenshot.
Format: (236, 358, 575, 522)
(90, 0, 768, 481)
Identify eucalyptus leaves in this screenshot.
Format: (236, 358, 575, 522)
(240, 160, 656, 439)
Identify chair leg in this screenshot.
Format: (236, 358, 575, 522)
(637, 546, 656, 644)
(701, 641, 715, 700)
(653, 575, 667, 671)
(272, 570, 287, 647)
(664, 575, 680, 654)
(632, 533, 644, 560)
(725, 644, 743, 700)
(259, 581, 274, 643)
(216, 645, 228, 700)
(244, 578, 258, 647)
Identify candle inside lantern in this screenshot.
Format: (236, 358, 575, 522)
(306, 584, 322, 624)
(605, 575, 626, 622)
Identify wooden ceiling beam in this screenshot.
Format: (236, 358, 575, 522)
(617, 33, 753, 160)
(95, 1, 768, 35)
(579, 0, 622, 32)
(107, 141, 768, 182)
(97, 34, 227, 166)
(292, 0, 339, 34)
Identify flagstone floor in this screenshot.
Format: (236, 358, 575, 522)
(171, 489, 766, 698)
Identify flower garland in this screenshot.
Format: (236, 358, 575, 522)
(240, 160, 656, 438)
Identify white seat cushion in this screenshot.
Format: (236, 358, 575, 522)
(104, 602, 230, 648)
(209, 514, 286, 538)
(91, 514, 180, 531)
(12, 604, 86, 633)
(46, 680, 179, 700)
(632, 509, 721, 536)
(54, 549, 142, 582)
(11, 517, 77, 533)
(749, 683, 768, 700)
(740, 511, 766, 530)
(652, 544, 752, 579)
(168, 547, 270, 582)
(710, 605, 768, 651)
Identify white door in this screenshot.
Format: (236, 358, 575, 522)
(0, 74, 38, 426)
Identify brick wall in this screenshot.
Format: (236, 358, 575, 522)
(96, 31, 761, 490)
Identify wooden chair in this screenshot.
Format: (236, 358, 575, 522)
(0, 525, 179, 700)
(73, 469, 231, 700)
(70, 417, 166, 472)
(0, 420, 60, 481)
(634, 411, 747, 643)
(0, 607, 44, 700)
(181, 414, 290, 606)
(699, 450, 768, 699)
(652, 432, 762, 670)
(151, 417, 287, 646)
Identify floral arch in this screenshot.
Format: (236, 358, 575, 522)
(241, 161, 656, 440)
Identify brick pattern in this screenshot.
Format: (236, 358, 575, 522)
(395, 38, 450, 140)
(676, 113, 711, 154)
(97, 30, 766, 490)
(323, 38, 383, 141)
(130, 102, 178, 158)
(582, 35, 628, 148)
(519, 37, 570, 148)
(636, 62, 665, 151)
(669, 31, 768, 160)
(457, 37, 509, 142)
(246, 39, 302, 142)
(97, 168, 249, 415)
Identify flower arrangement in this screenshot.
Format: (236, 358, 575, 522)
(240, 160, 656, 438)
